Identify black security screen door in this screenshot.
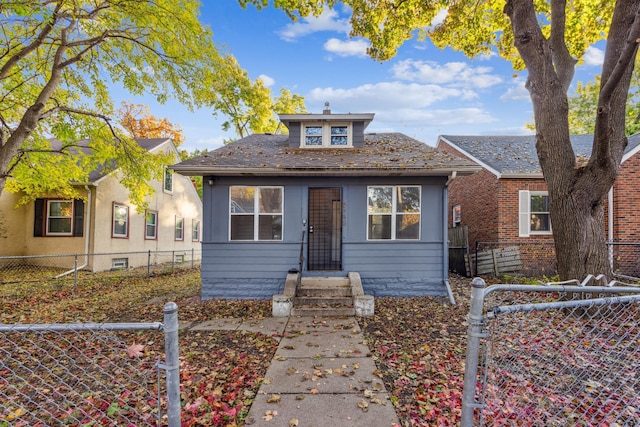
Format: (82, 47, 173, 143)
(308, 188, 342, 271)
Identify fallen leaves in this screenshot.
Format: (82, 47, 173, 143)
(1, 268, 278, 427)
(126, 342, 145, 358)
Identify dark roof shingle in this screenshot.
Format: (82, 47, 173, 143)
(173, 132, 480, 177)
(440, 134, 640, 175)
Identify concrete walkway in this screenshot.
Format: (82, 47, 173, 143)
(190, 316, 400, 427)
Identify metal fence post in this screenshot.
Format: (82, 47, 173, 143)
(163, 302, 181, 427)
(171, 250, 175, 272)
(461, 277, 487, 426)
(73, 254, 78, 293)
(147, 250, 151, 277)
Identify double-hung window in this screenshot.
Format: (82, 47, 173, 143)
(46, 200, 73, 236)
(192, 220, 200, 241)
(112, 203, 129, 238)
(175, 216, 184, 241)
(164, 168, 173, 192)
(519, 190, 552, 236)
(230, 186, 283, 241)
(145, 211, 158, 239)
(367, 186, 421, 240)
(302, 123, 351, 147)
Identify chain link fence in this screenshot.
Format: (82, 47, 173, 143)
(0, 249, 201, 288)
(461, 276, 640, 426)
(0, 303, 181, 426)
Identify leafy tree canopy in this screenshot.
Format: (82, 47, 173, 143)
(567, 64, 640, 135)
(0, 0, 229, 209)
(210, 56, 307, 140)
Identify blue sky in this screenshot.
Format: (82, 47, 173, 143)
(119, 1, 606, 152)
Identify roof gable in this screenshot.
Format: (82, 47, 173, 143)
(439, 134, 640, 177)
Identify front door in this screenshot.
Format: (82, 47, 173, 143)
(307, 188, 342, 271)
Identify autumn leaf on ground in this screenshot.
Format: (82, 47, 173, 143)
(267, 394, 281, 403)
(263, 410, 278, 421)
(126, 342, 144, 358)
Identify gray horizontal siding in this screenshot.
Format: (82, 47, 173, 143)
(343, 242, 447, 297)
(200, 242, 299, 299)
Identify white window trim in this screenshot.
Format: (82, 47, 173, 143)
(112, 203, 129, 238)
(518, 190, 552, 237)
(46, 199, 73, 236)
(229, 186, 284, 241)
(164, 168, 173, 193)
(145, 211, 158, 240)
(192, 219, 200, 242)
(175, 216, 184, 241)
(301, 122, 353, 148)
(367, 185, 421, 241)
(452, 204, 461, 227)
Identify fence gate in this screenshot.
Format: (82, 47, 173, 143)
(461, 276, 640, 426)
(0, 303, 181, 427)
(448, 226, 469, 276)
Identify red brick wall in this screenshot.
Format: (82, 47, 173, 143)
(497, 178, 552, 242)
(438, 141, 499, 247)
(613, 154, 640, 242)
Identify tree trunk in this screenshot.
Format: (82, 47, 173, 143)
(550, 184, 610, 280)
(505, 0, 639, 280)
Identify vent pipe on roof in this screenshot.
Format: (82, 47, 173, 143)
(323, 101, 331, 115)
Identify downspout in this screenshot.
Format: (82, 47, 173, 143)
(608, 186, 614, 272)
(55, 185, 91, 277)
(443, 172, 457, 304)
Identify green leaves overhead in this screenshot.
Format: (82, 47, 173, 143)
(0, 0, 226, 208)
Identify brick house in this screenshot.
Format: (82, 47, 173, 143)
(437, 134, 640, 276)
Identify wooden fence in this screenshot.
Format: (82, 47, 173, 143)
(466, 246, 523, 276)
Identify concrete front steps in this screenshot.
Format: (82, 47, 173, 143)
(272, 272, 375, 317)
(292, 276, 354, 316)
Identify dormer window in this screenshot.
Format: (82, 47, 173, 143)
(303, 123, 352, 147)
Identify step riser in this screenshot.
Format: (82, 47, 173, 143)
(291, 307, 356, 317)
(294, 297, 353, 307)
(300, 278, 350, 288)
(298, 288, 351, 297)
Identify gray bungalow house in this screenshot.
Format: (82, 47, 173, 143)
(172, 109, 480, 305)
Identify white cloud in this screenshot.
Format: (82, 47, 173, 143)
(257, 74, 275, 87)
(430, 8, 448, 27)
(324, 38, 368, 57)
(583, 46, 604, 66)
(500, 80, 530, 101)
(391, 59, 502, 89)
(308, 81, 466, 111)
(306, 81, 496, 128)
(277, 9, 350, 42)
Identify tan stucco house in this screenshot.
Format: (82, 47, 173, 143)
(0, 138, 202, 272)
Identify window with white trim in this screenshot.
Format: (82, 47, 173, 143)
(453, 204, 461, 227)
(230, 186, 283, 241)
(164, 168, 173, 192)
(175, 216, 184, 241)
(46, 200, 73, 236)
(192, 220, 200, 241)
(519, 190, 552, 236)
(145, 211, 158, 240)
(112, 203, 129, 238)
(367, 186, 421, 240)
(302, 123, 352, 147)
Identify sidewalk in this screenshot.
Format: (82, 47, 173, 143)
(190, 316, 400, 427)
